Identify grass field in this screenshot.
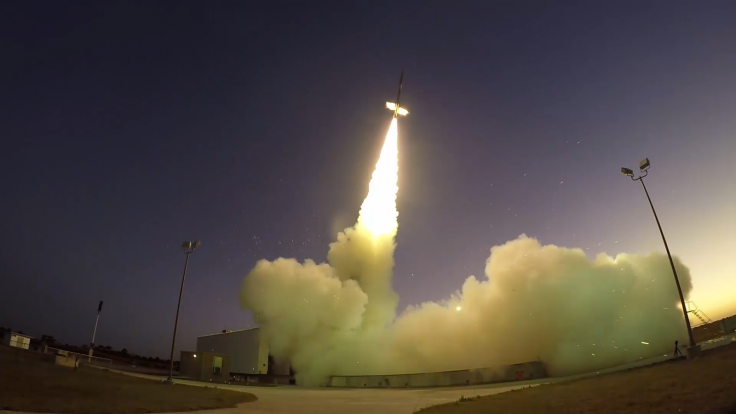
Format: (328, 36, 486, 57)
(0, 346, 256, 414)
(419, 340, 736, 414)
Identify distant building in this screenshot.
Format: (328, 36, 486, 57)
(1, 331, 32, 350)
(196, 328, 291, 377)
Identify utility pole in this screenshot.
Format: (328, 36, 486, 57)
(620, 159, 699, 357)
(166, 240, 200, 384)
(89, 301, 103, 362)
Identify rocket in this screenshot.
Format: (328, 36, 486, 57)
(385, 70, 408, 117)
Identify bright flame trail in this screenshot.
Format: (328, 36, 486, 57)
(357, 118, 399, 237)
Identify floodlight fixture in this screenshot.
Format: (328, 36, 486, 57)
(621, 167, 634, 177)
(193, 240, 201, 249)
(639, 158, 650, 171)
(182, 241, 192, 249)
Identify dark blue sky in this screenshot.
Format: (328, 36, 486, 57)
(2, 1, 734, 357)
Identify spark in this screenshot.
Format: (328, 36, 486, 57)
(641, 341, 649, 345)
(357, 118, 399, 237)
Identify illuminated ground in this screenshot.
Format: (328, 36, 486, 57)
(0, 346, 255, 414)
(69, 333, 733, 414)
(5, 333, 731, 414)
(97, 375, 547, 414)
(420, 338, 736, 414)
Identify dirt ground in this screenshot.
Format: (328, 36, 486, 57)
(420, 341, 736, 414)
(0, 346, 256, 414)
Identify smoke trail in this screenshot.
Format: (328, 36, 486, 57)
(239, 119, 692, 385)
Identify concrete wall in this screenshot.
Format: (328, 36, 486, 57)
(180, 351, 231, 382)
(180, 351, 200, 379)
(722, 315, 736, 334)
(694, 320, 725, 343)
(693, 315, 736, 343)
(199, 352, 231, 382)
(329, 361, 546, 388)
(196, 329, 268, 375)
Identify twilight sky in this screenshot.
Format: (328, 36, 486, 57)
(1, 1, 734, 358)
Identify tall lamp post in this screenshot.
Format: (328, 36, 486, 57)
(89, 300, 103, 362)
(620, 158, 698, 356)
(166, 240, 201, 384)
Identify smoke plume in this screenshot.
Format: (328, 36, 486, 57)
(239, 119, 692, 385)
(241, 234, 692, 384)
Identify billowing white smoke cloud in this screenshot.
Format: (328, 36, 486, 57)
(240, 231, 692, 385)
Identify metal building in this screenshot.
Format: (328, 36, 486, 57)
(196, 328, 287, 376)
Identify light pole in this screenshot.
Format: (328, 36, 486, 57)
(620, 158, 698, 355)
(166, 240, 201, 384)
(89, 301, 103, 362)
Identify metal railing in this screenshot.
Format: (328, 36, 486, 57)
(686, 301, 713, 327)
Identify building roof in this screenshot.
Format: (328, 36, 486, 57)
(196, 327, 259, 338)
(10, 332, 33, 338)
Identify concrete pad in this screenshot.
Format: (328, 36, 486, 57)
(686, 344, 702, 359)
(137, 380, 545, 414)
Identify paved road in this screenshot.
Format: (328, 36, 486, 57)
(112, 375, 547, 414)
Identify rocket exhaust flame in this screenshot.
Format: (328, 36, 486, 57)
(357, 118, 399, 237)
